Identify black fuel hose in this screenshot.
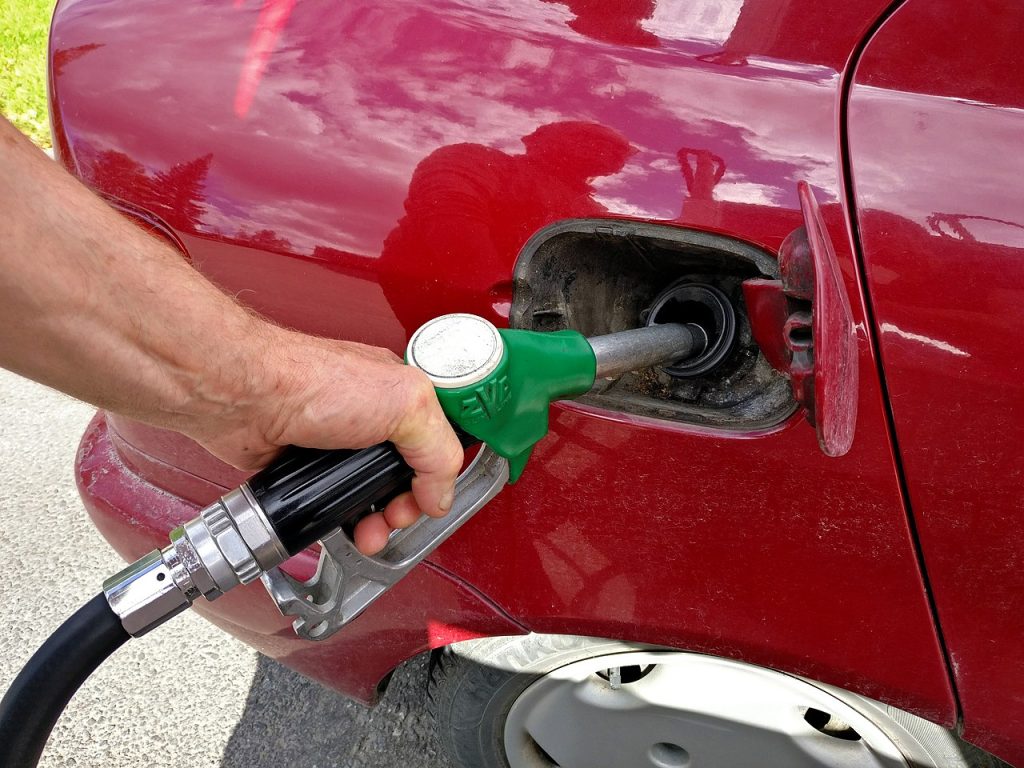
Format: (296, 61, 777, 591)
(0, 592, 130, 768)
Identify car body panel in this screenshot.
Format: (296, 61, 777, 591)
(53, 0, 955, 725)
(849, 0, 1024, 761)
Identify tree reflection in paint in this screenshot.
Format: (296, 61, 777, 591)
(86, 151, 213, 232)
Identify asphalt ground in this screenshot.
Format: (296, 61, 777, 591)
(0, 369, 451, 768)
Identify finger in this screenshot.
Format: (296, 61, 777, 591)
(390, 374, 463, 517)
(353, 511, 393, 555)
(412, 473, 456, 518)
(382, 491, 422, 529)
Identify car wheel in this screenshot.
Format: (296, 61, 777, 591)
(428, 634, 976, 768)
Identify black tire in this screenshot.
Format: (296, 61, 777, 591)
(428, 633, 1010, 768)
(429, 634, 648, 768)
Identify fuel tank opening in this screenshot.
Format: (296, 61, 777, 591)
(644, 282, 736, 378)
(511, 218, 796, 431)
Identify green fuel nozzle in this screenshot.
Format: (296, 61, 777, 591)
(407, 314, 706, 481)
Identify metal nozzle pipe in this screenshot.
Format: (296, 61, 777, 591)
(589, 323, 709, 379)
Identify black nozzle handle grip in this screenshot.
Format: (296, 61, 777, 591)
(247, 430, 479, 556)
(248, 443, 411, 556)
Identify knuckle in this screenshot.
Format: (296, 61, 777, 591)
(388, 369, 443, 443)
(406, 370, 438, 409)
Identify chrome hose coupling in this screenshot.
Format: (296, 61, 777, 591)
(103, 486, 287, 637)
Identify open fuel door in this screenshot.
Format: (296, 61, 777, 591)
(743, 182, 859, 457)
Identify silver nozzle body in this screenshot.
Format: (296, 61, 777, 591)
(103, 486, 287, 637)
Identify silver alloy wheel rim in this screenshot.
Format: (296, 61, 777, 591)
(503, 651, 914, 768)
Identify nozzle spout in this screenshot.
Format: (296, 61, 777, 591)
(589, 323, 708, 379)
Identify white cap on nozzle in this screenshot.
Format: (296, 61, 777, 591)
(406, 313, 505, 389)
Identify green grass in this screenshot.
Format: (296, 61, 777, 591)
(1, 0, 55, 148)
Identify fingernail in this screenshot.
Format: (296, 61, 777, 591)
(439, 486, 455, 513)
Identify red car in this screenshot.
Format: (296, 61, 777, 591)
(50, 0, 1024, 765)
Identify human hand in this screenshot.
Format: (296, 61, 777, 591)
(185, 324, 464, 556)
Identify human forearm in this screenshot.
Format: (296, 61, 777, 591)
(0, 118, 269, 434)
(0, 117, 462, 553)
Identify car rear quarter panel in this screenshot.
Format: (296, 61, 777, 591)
(849, 0, 1024, 760)
(53, 0, 955, 723)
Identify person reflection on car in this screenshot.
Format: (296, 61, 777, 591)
(379, 120, 633, 335)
